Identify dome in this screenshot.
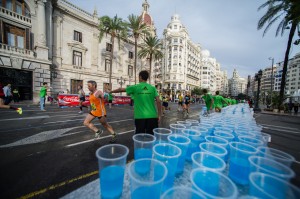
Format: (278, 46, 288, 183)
(201, 50, 210, 57)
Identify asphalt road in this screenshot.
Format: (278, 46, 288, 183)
(0, 103, 299, 198)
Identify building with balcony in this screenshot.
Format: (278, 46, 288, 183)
(228, 69, 247, 97)
(285, 52, 300, 96)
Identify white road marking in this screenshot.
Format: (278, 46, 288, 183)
(43, 118, 133, 124)
(261, 124, 299, 131)
(262, 126, 300, 134)
(65, 129, 135, 147)
(0, 115, 50, 121)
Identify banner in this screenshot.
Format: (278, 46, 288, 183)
(57, 94, 131, 107)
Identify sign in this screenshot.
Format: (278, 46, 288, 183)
(57, 94, 131, 107)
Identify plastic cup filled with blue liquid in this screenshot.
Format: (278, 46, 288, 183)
(161, 186, 206, 199)
(128, 158, 168, 199)
(167, 134, 191, 175)
(133, 133, 156, 160)
(199, 142, 228, 161)
(213, 131, 235, 142)
(257, 146, 295, 167)
(153, 143, 181, 191)
(228, 142, 258, 185)
(191, 126, 209, 137)
(169, 124, 186, 134)
(249, 172, 300, 199)
(95, 144, 129, 199)
(199, 123, 214, 135)
(177, 121, 192, 128)
(153, 128, 172, 144)
(192, 152, 226, 173)
(182, 129, 203, 161)
(238, 136, 264, 148)
(185, 119, 200, 126)
(248, 156, 295, 181)
(191, 168, 238, 199)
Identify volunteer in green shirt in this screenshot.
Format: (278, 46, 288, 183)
(108, 93, 114, 109)
(40, 82, 47, 111)
(110, 70, 162, 134)
(202, 89, 214, 113)
(213, 91, 229, 112)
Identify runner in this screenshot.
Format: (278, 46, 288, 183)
(110, 70, 162, 135)
(213, 91, 229, 112)
(183, 92, 191, 115)
(83, 80, 117, 143)
(78, 85, 86, 114)
(177, 93, 183, 111)
(107, 91, 114, 109)
(202, 89, 214, 113)
(162, 93, 170, 116)
(0, 83, 22, 114)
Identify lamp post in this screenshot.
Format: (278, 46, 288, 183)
(254, 69, 263, 112)
(117, 77, 126, 96)
(269, 57, 274, 106)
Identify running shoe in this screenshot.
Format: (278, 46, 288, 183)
(95, 130, 103, 139)
(17, 108, 22, 115)
(109, 133, 117, 143)
(78, 111, 83, 114)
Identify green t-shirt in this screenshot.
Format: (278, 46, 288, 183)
(213, 95, 224, 108)
(40, 86, 47, 97)
(202, 94, 213, 110)
(223, 98, 230, 107)
(108, 93, 113, 101)
(126, 82, 158, 119)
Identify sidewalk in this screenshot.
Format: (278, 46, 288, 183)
(261, 110, 300, 117)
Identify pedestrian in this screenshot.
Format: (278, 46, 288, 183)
(13, 88, 20, 103)
(294, 101, 299, 114)
(78, 85, 86, 114)
(110, 70, 162, 135)
(177, 93, 183, 111)
(107, 90, 114, 109)
(202, 89, 214, 113)
(162, 93, 170, 116)
(213, 91, 229, 112)
(0, 83, 22, 114)
(288, 101, 294, 113)
(83, 80, 117, 143)
(3, 83, 13, 105)
(40, 82, 48, 111)
(183, 92, 191, 115)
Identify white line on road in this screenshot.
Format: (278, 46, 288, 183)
(0, 115, 50, 121)
(261, 124, 299, 131)
(262, 126, 300, 134)
(43, 118, 133, 124)
(65, 129, 135, 147)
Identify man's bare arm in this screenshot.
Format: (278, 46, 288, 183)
(110, 88, 126, 93)
(156, 96, 162, 121)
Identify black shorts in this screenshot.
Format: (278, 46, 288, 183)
(162, 102, 168, 107)
(185, 102, 190, 105)
(89, 112, 106, 119)
(135, 118, 158, 135)
(80, 97, 85, 102)
(108, 100, 112, 103)
(178, 101, 183, 106)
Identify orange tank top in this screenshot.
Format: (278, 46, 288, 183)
(90, 91, 106, 117)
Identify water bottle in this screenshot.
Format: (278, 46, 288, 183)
(200, 106, 208, 117)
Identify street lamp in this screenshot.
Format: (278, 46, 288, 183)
(117, 77, 126, 95)
(269, 57, 274, 106)
(254, 69, 263, 112)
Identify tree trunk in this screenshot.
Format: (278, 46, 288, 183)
(279, 22, 296, 108)
(149, 54, 152, 84)
(134, 37, 138, 85)
(109, 35, 115, 86)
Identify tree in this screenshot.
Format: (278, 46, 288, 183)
(99, 15, 128, 85)
(125, 14, 150, 84)
(257, 0, 300, 108)
(191, 87, 203, 96)
(138, 36, 164, 84)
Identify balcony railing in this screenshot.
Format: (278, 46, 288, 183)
(0, 7, 31, 25)
(0, 43, 34, 57)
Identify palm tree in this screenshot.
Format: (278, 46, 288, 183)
(257, 0, 300, 107)
(99, 15, 128, 85)
(138, 36, 164, 84)
(126, 14, 150, 84)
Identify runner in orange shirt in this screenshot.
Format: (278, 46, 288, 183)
(83, 80, 117, 143)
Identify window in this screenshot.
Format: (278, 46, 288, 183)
(105, 59, 110, 72)
(16, 1, 22, 14)
(174, 38, 178, 43)
(73, 51, 82, 66)
(4, 24, 25, 48)
(128, 65, 133, 77)
(6, 0, 12, 10)
(106, 43, 112, 52)
(174, 25, 177, 29)
(128, 51, 133, 59)
(74, 31, 82, 42)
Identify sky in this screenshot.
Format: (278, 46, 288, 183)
(68, 0, 300, 79)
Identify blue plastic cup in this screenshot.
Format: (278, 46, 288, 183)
(249, 156, 295, 180)
(214, 127, 233, 134)
(186, 119, 200, 126)
(161, 186, 206, 199)
(182, 129, 203, 161)
(191, 168, 238, 199)
(249, 172, 300, 199)
(198, 123, 214, 135)
(169, 124, 186, 134)
(257, 146, 295, 167)
(153, 143, 182, 191)
(153, 128, 172, 144)
(238, 136, 264, 147)
(205, 136, 229, 160)
(177, 121, 192, 128)
(228, 142, 258, 185)
(199, 142, 228, 161)
(167, 134, 191, 175)
(191, 126, 209, 137)
(133, 134, 156, 160)
(192, 152, 226, 173)
(213, 131, 235, 142)
(128, 158, 168, 199)
(95, 144, 129, 199)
